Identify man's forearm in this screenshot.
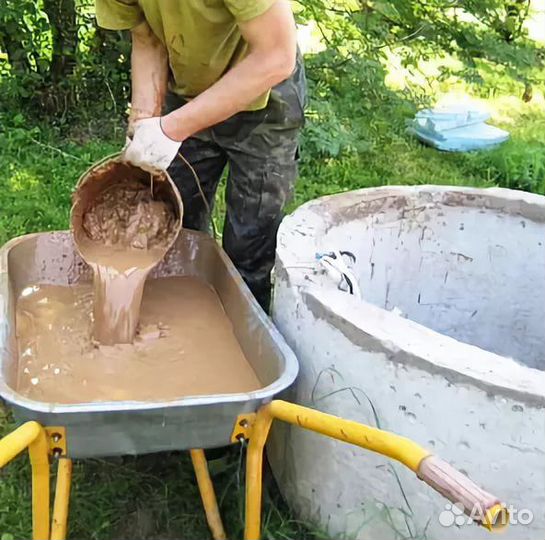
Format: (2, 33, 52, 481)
(161, 47, 294, 141)
(129, 22, 168, 129)
(161, 0, 297, 142)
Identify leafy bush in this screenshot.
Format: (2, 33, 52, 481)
(0, 0, 130, 126)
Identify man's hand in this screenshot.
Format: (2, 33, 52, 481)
(123, 117, 181, 172)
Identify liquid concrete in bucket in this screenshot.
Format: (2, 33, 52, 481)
(269, 186, 545, 540)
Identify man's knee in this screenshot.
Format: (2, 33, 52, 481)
(259, 160, 297, 222)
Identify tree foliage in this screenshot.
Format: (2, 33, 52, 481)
(295, 0, 542, 87)
(0, 0, 542, 126)
(0, 0, 130, 120)
(291, 0, 543, 162)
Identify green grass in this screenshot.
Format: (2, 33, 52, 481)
(293, 92, 545, 208)
(1, 62, 545, 540)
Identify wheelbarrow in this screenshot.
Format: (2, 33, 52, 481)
(0, 209, 509, 539)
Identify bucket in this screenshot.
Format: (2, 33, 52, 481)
(70, 155, 183, 344)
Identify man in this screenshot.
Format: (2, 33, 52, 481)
(96, 0, 306, 310)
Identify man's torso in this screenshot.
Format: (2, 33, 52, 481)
(136, 0, 269, 109)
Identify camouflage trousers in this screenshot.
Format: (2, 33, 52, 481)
(165, 55, 306, 311)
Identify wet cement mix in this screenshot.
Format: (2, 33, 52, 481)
(15, 167, 261, 403)
(82, 179, 176, 251)
(78, 174, 181, 345)
(16, 277, 261, 403)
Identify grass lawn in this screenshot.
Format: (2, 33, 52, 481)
(0, 71, 544, 539)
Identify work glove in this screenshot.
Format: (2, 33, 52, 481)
(123, 117, 181, 172)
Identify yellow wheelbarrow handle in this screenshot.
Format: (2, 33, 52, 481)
(241, 400, 508, 539)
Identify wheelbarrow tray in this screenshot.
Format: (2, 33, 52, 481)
(0, 230, 298, 458)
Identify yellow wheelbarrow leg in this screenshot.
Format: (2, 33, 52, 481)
(243, 408, 273, 540)
(51, 458, 73, 540)
(0, 421, 50, 540)
(190, 449, 227, 540)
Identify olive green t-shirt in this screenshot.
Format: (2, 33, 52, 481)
(95, 0, 276, 110)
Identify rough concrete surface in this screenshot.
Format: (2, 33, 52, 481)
(270, 186, 545, 540)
